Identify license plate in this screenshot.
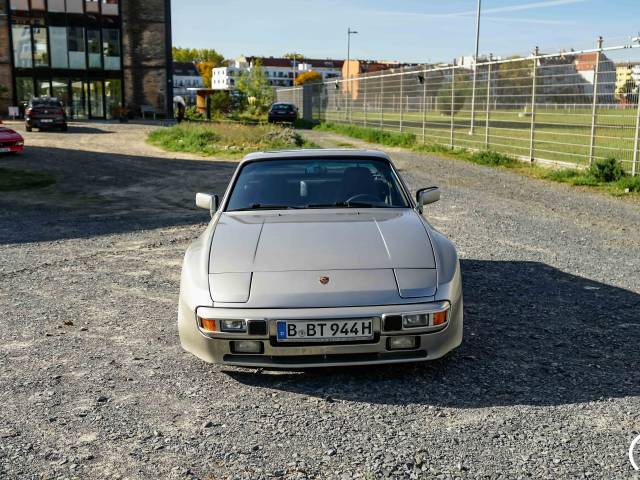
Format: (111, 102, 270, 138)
(276, 319, 374, 342)
(41, 119, 53, 123)
(0, 148, 10, 153)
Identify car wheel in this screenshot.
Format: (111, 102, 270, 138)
(61, 124, 68, 132)
(25, 126, 32, 132)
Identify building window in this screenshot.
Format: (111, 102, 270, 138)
(50, 26, 69, 69)
(12, 25, 33, 68)
(37, 79, 51, 97)
(87, 29, 102, 69)
(52, 78, 70, 110)
(10, 0, 29, 10)
(32, 26, 49, 67)
(66, 0, 84, 13)
(102, 0, 118, 16)
(105, 78, 122, 118)
(85, 0, 100, 13)
(48, 0, 65, 12)
(71, 79, 88, 118)
(15, 77, 34, 103)
(102, 28, 120, 70)
(89, 80, 104, 117)
(68, 27, 86, 69)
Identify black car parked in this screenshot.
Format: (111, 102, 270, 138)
(267, 103, 298, 124)
(25, 97, 68, 132)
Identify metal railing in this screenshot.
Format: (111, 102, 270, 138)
(277, 38, 640, 175)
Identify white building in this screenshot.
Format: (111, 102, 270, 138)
(173, 62, 204, 104)
(212, 56, 343, 91)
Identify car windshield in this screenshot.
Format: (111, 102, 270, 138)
(31, 99, 62, 107)
(226, 158, 410, 211)
(271, 104, 293, 111)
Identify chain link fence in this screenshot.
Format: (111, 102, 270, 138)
(277, 39, 640, 175)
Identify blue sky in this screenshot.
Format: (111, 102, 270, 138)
(171, 0, 640, 63)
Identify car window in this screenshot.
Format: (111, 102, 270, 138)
(226, 158, 410, 211)
(271, 104, 293, 111)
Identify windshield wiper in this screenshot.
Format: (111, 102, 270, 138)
(229, 203, 301, 211)
(305, 201, 377, 209)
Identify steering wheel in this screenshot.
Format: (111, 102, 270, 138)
(345, 193, 379, 205)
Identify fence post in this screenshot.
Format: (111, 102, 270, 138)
(363, 75, 367, 127)
(529, 47, 539, 162)
(380, 74, 384, 128)
(421, 70, 427, 143)
(450, 68, 455, 148)
(633, 91, 640, 176)
(588, 36, 603, 166)
(485, 60, 492, 149)
(399, 73, 404, 132)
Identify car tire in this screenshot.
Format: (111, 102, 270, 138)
(61, 124, 68, 132)
(25, 126, 32, 132)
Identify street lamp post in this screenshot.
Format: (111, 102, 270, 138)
(346, 27, 358, 122)
(469, 0, 482, 135)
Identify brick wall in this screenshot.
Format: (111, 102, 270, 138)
(0, 2, 13, 115)
(121, 0, 172, 117)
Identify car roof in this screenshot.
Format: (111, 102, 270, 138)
(241, 148, 391, 164)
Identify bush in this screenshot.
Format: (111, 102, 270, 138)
(470, 150, 517, 167)
(588, 157, 625, 182)
(185, 106, 204, 121)
(210, 91, 231, 114)
(616, 175, 640, 192)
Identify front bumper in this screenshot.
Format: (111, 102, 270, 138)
(178, 300, 463, 368)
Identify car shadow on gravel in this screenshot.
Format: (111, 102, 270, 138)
(0, 146, 237, 244)
(227, 259, 640, 408)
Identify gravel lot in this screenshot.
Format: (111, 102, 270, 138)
(1, 121, 639, 479)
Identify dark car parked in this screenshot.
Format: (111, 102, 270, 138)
(267, 103, 298, 124)
(25, 97, 68, 132)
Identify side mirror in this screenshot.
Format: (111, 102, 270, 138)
(416, 187, 440, 211)
(195, 192, 219, 217)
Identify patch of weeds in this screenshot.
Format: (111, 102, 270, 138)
(0, 168, 55, 192)
(470, 150, 518, 167)
(615, 175, 640, 193)
(315, 123, 416, 148)
(588, 157, 625, 182)
(147, 122, 306, 157)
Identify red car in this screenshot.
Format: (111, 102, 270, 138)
(0, 121, 25, 154)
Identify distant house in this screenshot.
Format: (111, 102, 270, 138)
(615, 63, 640, 101)
(211, 56, 344, 91)
(173, 62, 204, 105)
(574, 52, 616, 103)
(341, 60, 420, 100)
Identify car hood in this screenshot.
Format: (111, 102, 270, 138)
(0, 128, 21, 140)
(208, 209, 437, 308)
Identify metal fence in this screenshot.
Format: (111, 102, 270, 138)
(277, 38, 640, 175)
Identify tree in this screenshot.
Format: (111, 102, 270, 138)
(294, 71, 322, 86)
(236, 59, 273, 112)
(437, 72, 471, 116)
(172, 47, 225, 65)
(497, 57, 534, 108)
(283, 52, 304, 61)
(196, 62, 215, 88)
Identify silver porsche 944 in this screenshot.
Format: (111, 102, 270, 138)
(178, 149, 463, 367)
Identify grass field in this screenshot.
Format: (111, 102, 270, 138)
(315, 122, 640, 196)
(317, 106, 640, 172)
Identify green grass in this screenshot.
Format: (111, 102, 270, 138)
(0, 168, 55, 192)
(319, 106, 639, 171)
(147, 122, 309, 158)
(315, 122, 416, 148)
(315, 121, 639, 198)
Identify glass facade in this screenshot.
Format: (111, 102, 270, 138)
(8, 2, 123, 119)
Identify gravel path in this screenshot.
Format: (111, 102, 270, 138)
(1, 122, 639, 479)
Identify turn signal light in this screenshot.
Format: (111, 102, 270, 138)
(432, 311, 447, 326)
(199, 317, 217, 332)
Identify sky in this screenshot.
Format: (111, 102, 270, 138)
(171, 0, 640, 64)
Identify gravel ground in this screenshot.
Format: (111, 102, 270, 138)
(1, 122, 639, 479)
